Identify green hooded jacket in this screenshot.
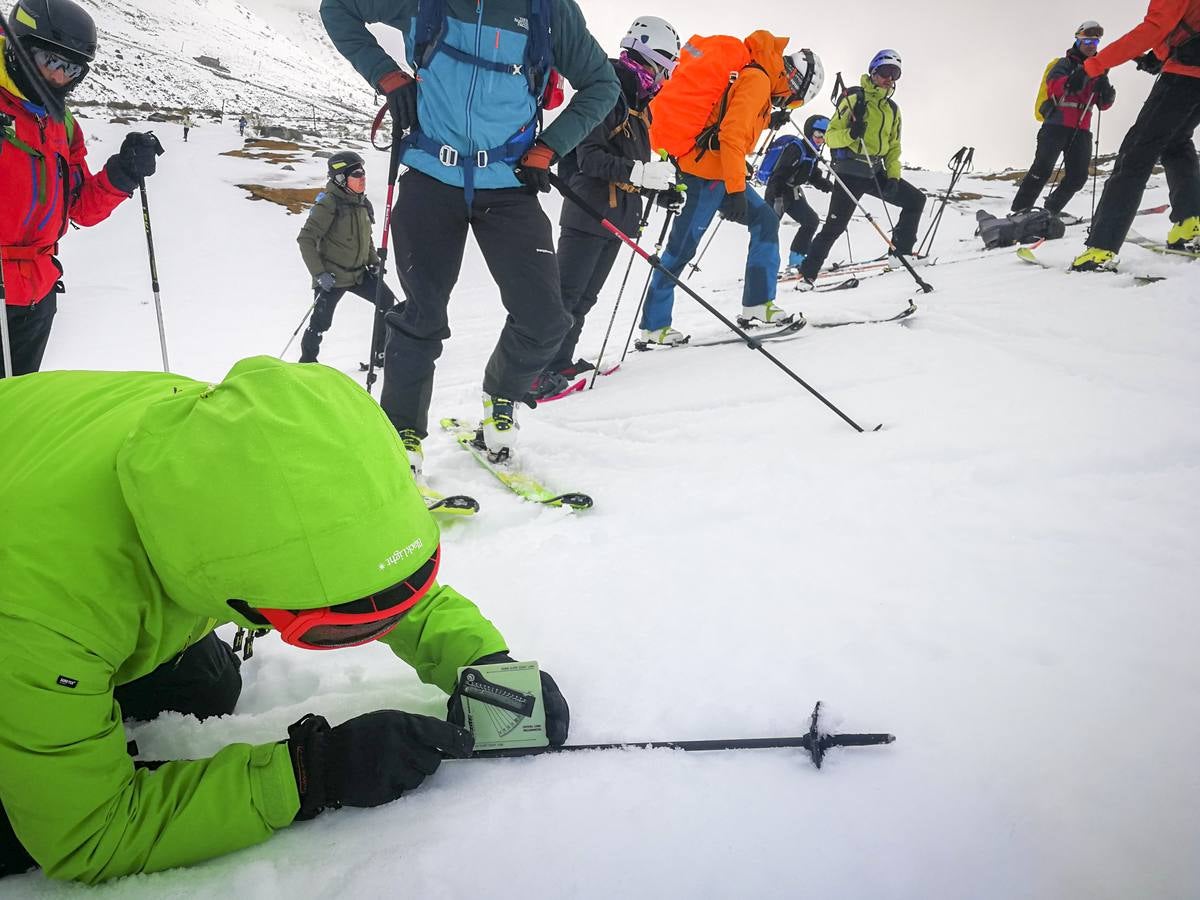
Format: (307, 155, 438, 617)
(825, 74, 903, 180)
(0, 357, 506, 883)
(296, 180, 380, 289)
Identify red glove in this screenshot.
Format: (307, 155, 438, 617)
(516, 142, 555, 193)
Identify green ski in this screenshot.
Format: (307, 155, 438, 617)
(439, 418, 593, 511)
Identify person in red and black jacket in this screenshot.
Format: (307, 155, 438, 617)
(1, 0, 159, 378)
(1012, 21, 1116, 217)
(1074, 0, 1200, 270)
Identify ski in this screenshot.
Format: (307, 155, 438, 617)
(1015, 245, 1166, 284)
(439, 418, 593, 510)
(417, 482, 480, 517)
(689, 301, 915, 348)
(809, 300, 918, 328)
(1126, 230, 1200, 259)
(796, 276, 860, 293)
(1067, 203, 1170, 228)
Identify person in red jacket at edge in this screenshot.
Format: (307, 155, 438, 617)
(1071, 0, 1200, 271)
(1, 0, 160, 377)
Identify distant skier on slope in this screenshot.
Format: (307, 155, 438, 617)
(0, 357, 569, 883)
(296, 150, 398, 366)
(1071, 0, 1200, 271)
(238, 113, 247, 136)
(529, 15, 681, 400)
(1012, 21, 1116, 220)
(0, 0, 159, 378)
(762, 114, 834, 277)
(181, 108, 192, 141)
(320, 0, 618, 468)
(794, 50, 926, 291)
(637, 34, 824, 346)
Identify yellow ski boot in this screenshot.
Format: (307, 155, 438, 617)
(1070, 247, 1118, 272)
(1166, 215, 1200, 250)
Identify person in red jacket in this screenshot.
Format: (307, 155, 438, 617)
(1072, 0, 1200, 270)
(1, 0, 159, 377)
(1012, 21, 1116, 218)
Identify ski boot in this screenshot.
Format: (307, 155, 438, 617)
(637, 326, 690, 349)
(1070, 247, 1119, 273)
(1166, 215, 1200, 251)
(560, 358, 596, 379)
(793, 275, 816, 293)
(528, 370, 571, 402)
(782, 252, 806, 279)
(738, 301, 794, 328)
(479, 394, 519, 463)
(298, 328, 321, 364)
(397, 428, 424, 477)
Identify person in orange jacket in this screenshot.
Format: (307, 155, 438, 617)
(1071, 0, 1200, 270)
(638, 33, 823, 345)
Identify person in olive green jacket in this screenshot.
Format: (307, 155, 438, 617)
(296, 150, 398, 365)
(796, 50, 927, 288)
(0, 356, 568, 884)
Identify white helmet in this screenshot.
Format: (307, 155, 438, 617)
(783, 49, 824, 107)
(869, 49, 902, 78)
(1075, 20, 1104, 39)
(620, 16, 681, 74)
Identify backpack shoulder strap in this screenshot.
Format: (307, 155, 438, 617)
(413, 0, 448, 70)
(526, 0, 555, 98)
(64, 107, 75, 144)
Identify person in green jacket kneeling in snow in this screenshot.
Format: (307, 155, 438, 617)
(0, 356, 567, 884)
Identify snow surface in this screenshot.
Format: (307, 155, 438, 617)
(5, 113, 1200, 899)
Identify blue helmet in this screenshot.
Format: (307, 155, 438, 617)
(869, 49, 902, 79)
(803, 115, 830, 141)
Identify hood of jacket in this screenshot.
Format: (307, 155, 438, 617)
(744, 30, 790, 100)
(857, 72, 895, 102)
(115, 356, 438, 622)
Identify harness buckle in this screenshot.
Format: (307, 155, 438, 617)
(511, 64, 524, 76)
(438, 145, 460, 167)
(476, 150, 489, 168)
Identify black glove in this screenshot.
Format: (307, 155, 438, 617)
(1135, 52, 1164, 75)
(1065, 65, 1089, 95)
(771, 196, 786, 219)
(448, 652, 570, 746)
(813, 173, 834, 194)
(315, 272, 336, 293)
(768, 108, 792, 130)
(848, 96, 867, 141)
(1095, 75, 1116, 106)
(718, 190, 749, 225)
(288, 710, 473, 821)
(105, 132, 162, 193)
(378, 71, 418, 145)
(656, 187, 686, 213)
(515, 142, 555, 193)
(881, 177, 900, 202)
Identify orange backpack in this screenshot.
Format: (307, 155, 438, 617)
(649, 35, 752, 158)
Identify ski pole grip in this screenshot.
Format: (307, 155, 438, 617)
(825, 733, 895, 747)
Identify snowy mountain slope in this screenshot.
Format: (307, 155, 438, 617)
(72, 0, 376, 125)
(4, 114, 1199, 899)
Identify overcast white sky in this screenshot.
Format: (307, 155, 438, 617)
(255, 0, 1161, 172)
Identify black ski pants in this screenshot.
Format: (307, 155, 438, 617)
(0, 292, 56, 379)
(299, 272, 397, 363)
(775, 193, 821, 257)
(0, 632, 242, 878)
(799, 174, 926, 282)
(381, 170, 570, 437)
(1089, 73, 1200, 252)
(548, 227, 621, 374)
(1011, 123, 1094, 215)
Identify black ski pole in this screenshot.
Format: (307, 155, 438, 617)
(366, 129, 404, 395)
(136, 134, 169, 372)
(921, 146, 974, 256)
(1090, 107, 1102, 223)
(916, 146, 967, 257)
(461, 701, 894, 770)
(796, 131, 933, 294)
(550, 173, 881, 433)
(589, 196, 657, 389)
(619, 206, 676, 363)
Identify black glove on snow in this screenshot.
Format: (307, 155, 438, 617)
(448, 652, 570, 746)
(1135, 52, 1164, 75)
(315, 272, 336, 293)
(378, 71, 418, 145)
(881, 177, 900, 202)
(718, 190, 749, 225)
(287, 710, 473, 821)
(105, 132, 163, 194)
(1065, 65, 1089, 95)
(768, 108, 792, 130)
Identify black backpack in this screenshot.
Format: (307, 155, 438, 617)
(976, 209, 1066, 249)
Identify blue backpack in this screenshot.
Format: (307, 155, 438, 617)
(754, 135, 806, 186)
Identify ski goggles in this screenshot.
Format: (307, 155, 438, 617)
(1076, 37, 1101, 47)
(32, 47, 85, 82)
(241, 544, 441, 650)
(871, 64, 901, 82)
(344, 167, 366, 179)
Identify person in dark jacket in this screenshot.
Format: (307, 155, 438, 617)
(530, 16, 680, 399)
(320, 0, 618, 464)
(1012, 21, 1116, 218)
(764, 114, 834, 275)
(295, 151, 397, 366)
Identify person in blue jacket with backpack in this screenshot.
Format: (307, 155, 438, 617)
(762, 114, 833, 276)
(320, 0, 617, 467)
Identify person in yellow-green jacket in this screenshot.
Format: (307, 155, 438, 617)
(795, 50, 927, 288)
(0, 356, 568, 884)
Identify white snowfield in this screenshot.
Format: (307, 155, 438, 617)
(5, 108, 1199, 899)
